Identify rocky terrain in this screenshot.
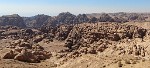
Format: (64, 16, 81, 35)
(1, 12, 150, 68)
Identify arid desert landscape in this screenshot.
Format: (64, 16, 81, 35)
(0, 12, 150, 68)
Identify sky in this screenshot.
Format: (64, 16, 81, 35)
(0, 0, 150, 16)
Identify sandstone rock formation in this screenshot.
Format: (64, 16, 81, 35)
(3, 39, 51, 63)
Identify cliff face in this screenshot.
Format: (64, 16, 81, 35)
(0, 14, 26, 28)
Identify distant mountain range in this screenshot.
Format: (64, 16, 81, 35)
(0, 12, 150, 28)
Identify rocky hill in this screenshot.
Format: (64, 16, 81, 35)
(0, 12, 150, 28)
(0, 14, 26, 28)
(37, 12, 150, 28)
(23, 14, 50, 28)
(87, 12, 150, 22)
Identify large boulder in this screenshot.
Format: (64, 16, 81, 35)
(33, 35, 44, 43)
(14, 49, 40, 63)
(2, 50, 18, 59)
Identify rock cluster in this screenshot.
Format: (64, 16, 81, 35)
(55, 25, 73, 41)
(117, 44, 147, 57)
(3, 39, 51, 63)
(63, 23, 147, 58)
(0, 17, 149, 64)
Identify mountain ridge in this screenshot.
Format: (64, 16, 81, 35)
(0, 12, 150, 28)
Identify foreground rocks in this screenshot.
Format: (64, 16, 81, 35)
(1, 21, 150, 68)
(3, 39, 51, 63)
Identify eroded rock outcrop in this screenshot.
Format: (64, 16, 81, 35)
(3, 39, 51, 63)
(62, 23, 147, 58)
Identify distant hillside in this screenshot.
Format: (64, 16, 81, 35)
(23, 14, 50, 28)
(0, 12, 150, 28)
(0, 14, 26, 28)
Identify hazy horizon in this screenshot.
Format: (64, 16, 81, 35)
(0, 0, 150, 16)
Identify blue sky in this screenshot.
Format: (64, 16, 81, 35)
(0, 0, 150, 16)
